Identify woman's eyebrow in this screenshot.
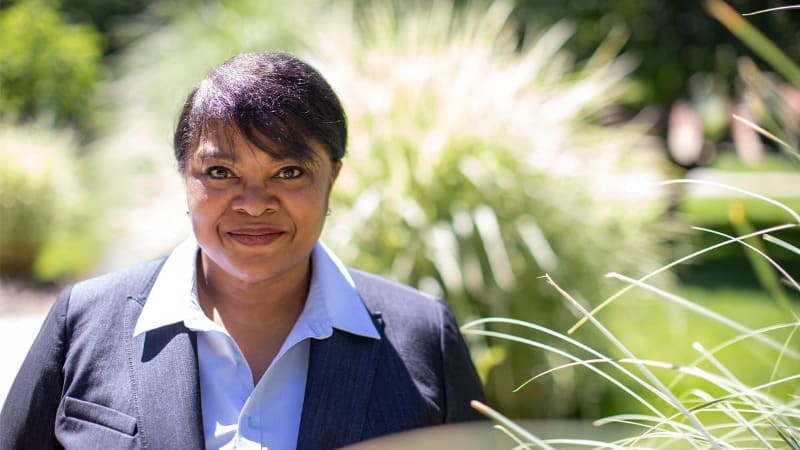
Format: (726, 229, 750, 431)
(195, 146, 235, 161)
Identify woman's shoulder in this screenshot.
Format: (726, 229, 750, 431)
(65, 257, 167, 311)
(349, 269, 439, 304)
(347, 269, 451, 323)
(34, 257, 168, 343)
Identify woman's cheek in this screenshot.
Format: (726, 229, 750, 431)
(187, 179, 222, 208)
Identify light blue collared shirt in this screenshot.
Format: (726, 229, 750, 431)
(134, 236, 380, 450)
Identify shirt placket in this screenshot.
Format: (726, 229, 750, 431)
(230, 339, 264, 449)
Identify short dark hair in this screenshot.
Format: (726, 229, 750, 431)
(173, 52, 347, 172)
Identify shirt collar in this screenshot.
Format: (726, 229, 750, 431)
(133, 236, 380, 341)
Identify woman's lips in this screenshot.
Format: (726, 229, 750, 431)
(227, 229, 284, 246)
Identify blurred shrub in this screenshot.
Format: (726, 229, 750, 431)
(508, 0, 800, 108)
(672, 1, 800, 291)
(506, 0, 800, 169)
(0, 0, 104, 128)
(58, 0, 167, 46)
(316, 1, 674, 418)
(0, 123, 101, 280)
(474, 5, 800, 442)
(0, 129, 57, 275)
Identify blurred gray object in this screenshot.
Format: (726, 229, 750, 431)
(343, 420, 633, 449)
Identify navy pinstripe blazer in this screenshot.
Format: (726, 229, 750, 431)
(0, 259, 485, 449)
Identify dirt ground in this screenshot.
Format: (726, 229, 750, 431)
(0, 279, 60, 316)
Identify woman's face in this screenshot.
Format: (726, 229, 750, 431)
(185, 129, 340, 285)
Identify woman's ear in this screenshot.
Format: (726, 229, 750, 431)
(330, 161, 342, 187)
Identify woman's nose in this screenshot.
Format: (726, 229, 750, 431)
(231, 184, 278, 216)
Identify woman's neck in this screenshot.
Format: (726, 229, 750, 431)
(197, 254, 310, 322)
(195, 255, 311, 382)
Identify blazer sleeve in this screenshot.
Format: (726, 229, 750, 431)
(437, 299, 487, 422)
(0, 285, 71, 450)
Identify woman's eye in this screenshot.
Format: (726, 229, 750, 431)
(276, 167, 303, 179)
(207, 166, 233, 179)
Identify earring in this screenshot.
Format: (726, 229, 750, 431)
(326, 208, 332, 216)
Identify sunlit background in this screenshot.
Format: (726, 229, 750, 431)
(1, 0, 799, 444)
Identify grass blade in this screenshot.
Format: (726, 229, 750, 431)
(742, 5, 800, 16)
(706, 0, 800, 87)
(732, 113, 799, 156)
(607, 272, 800, 358)
(542, 275, 721, 449)
(770, 418, 800, 450)
(693, 225, 800, 318)
(764, 234, 800, 257)
(723, 402, 776, 450)
(463, 326, 668, 416)
(471, 401, 556, 450)
(569, 222, 798, 335)
(662, 179, 800, 224)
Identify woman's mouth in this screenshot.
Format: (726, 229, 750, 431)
(227, 229, 284, 246)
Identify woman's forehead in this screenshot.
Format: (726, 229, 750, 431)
(194, 124, 326, 164)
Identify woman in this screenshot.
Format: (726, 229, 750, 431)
(0, 53, 485, 449)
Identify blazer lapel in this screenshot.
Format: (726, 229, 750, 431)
(296, 328, 382, 450)
(124, 296, 205, 449)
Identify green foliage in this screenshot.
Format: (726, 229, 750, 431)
(0, 123, 102, 280)
(107, 0, 323, 121)
(0, 0, 104, 127)
(465, 186, 800, 445)
(0, 141, 56, 275)
(509, 0, 800, 108)
(467, 273, 800, 448)
(58, 0, 166, 36)
(465, 3, 800, 446)
(316, 1, 673, 418)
